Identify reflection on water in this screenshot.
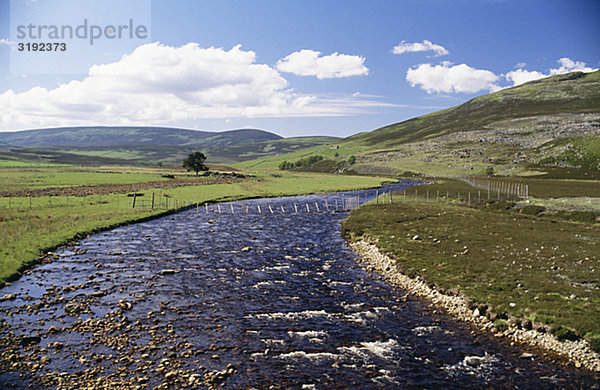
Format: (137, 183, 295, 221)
(1, 182, 598, 388)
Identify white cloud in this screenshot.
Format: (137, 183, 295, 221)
(276, 49, 368, 79)
(0, 43, 389, 130)
(549, 57, 595, 75)
(505, 57, 597, 86)
(406, 62, 499, 94)
(505, 68, 546, 86)
(392, 40, 448, 57)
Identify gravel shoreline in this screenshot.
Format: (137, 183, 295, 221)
(349, 238, 600, 373)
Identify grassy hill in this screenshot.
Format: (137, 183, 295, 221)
(348, 70, 600, 148)
(0, 127, 340, 166)
(236, 70, 600, 178)
(0, 126, 281, 148)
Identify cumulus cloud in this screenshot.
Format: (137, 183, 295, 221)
(505, 57, 597, 86)
(504, 68, 546, 86)
(392, 40, 448, 57)
(549, 57, 596, 75)
(406, 62, 499, 94)
(276, 49, 368, 79)
(0, 43, 388, 130)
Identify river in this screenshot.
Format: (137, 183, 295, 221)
(1, 182, 598, 388)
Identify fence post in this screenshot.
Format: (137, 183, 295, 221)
(390, 191, 393, 205)
(151, 193, 155, 209)
(132, 194, 137, 208)
(376, 190, 379, 205)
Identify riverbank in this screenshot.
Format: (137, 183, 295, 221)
(349, 239, 600, 372)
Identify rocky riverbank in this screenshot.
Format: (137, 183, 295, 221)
(349, 238, 600, 373)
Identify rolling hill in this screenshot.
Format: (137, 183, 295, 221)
(0, 126, 340, 166)
(347, 70, 600, 148)
(0, 126, 282, 148)
(237, 70, 600, 178)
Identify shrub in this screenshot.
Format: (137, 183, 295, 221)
(279, 155, 324, 170)
(494, 319, 509, 332)
(551, 326, 579, 341)
(519, 205, 546, 215)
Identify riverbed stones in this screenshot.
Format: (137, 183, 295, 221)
(0, 293, 18, 302)
(63, 300, 85, 315)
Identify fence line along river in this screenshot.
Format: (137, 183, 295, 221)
(1, 181, 598, 389)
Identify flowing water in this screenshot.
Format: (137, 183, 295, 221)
(1, 182, 598, 388)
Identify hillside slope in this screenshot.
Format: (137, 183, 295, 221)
(348, 70, 600, 148)
(0, 127, 281, 148)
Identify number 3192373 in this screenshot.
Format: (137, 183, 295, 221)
(17, 42, 66, 51)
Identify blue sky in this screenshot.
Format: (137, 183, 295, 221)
(0, 0, 598, 137)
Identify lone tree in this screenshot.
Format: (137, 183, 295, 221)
(183, 151, 208, 175)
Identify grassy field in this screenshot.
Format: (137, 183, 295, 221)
(342, 180, 600, 350)
(0, 164, 387, 286)
(0, 166, 174, 193)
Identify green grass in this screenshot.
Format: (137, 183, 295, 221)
(541, 134, 600, 170)
(0, 170, 386, 286)
(342, 189, 600, 339)
(0, 167, 172, 193)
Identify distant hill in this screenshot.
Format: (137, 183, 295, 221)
(209, 136, 341, 163)
(0, 126, 281, 148)
(0, 126, 340, 166)
(348, 70, 600, 148)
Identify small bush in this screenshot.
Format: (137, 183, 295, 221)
(494, 319, 509, 332)
(279, 155, 324, 170)
(485, 200, 515, 211)
(519, 205, 546, 215)
(347, 155, 356, 165)
(551, 326, 579, 341)
(585, 333, 600, 353)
